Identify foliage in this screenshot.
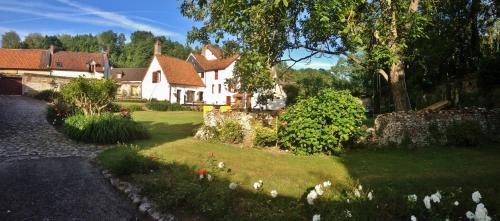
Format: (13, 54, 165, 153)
(146, 100, 190, 111)
(46, 98, 79, 126)
(229, 50, 275, 94)
(103, 144, 159, 176)
(253, 126, 278, 147)
(218, 120, 244, 144)
(63, 113, 149, 144)
(60, 77, 118, 116)
(446, 120, 483, 146)
(106, 102, 121, 112)
(34, 89, 61, 102)
(1, 31, 21, 48)
(278, 89, 366, 155)
(125, 104, 144, 111)
(23, 33, 45, 49)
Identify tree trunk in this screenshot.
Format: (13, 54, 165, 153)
(389, 61, 410, 111)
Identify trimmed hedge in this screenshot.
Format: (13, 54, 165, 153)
(146, 100, 190, 111)
(63, 113, 149, 144)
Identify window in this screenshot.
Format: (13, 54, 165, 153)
(198, 91, 204, 101)
(200, 72, 205, 78)
(218, 84, 222, 94)
(56, 62, 62, 68)
(215, 70, 218, 80)
(186, 90, 195, 103)
(212, 84, 215, 94)
(152, 71, 160, 83)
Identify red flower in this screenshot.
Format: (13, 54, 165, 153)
(120, 107, 127, 112)
(198, 169, 206, 175)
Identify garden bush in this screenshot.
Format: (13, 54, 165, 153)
(63, 113, 149, 144)
(126, 104, 144, 111)
(46, 98, 79, 126)
(60, 77, 118, 115)
(34, 89, 61, 102)
(219, 120, 244, 144)
(253, 126, 277, 147)
(278, 89, 366, 155)
(146, 100, 190, 111)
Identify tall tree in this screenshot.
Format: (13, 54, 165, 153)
(181, 0, 428, 111)
(1, 31, 21, 48)
(23, 33, 45, 49)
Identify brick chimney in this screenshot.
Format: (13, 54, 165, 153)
(48, 45, 55, 68)
(154, 40, 161, 55)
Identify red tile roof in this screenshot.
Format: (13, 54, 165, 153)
(155, 55, 205, 87)
(51, 51, 105, 72)
(0, 49, 50, 70)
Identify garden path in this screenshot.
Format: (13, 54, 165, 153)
(0, 95, 144, 220)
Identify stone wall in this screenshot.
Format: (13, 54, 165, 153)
(374, 108, 500, 146)
(195, 110, 277, 146)
(22, 74, 72, 96)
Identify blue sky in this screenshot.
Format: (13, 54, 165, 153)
(0, 0, 337, 69)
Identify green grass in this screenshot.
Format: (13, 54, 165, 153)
(98, 111, 500, 220)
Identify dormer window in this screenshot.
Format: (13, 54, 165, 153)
(88, 60, 97, 73)
(56, 62, 62, 68)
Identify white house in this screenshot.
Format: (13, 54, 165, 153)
(142, 42, 205, 104)
(50, 49, 109, 79)
(187, 45, 286, 110)
(187, 45, 240, 106)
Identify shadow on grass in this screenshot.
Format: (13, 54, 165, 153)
(133, 121, 202, 148)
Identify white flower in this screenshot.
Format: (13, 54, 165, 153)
(410, 215, 417, 221)
(270, 190, 278, 198)
(217, 162, 225, 169)
(229, 183, 238, 190)
(323, 180, 332, 188)
(354, 189, 361, 198)
(312, 214, 321, 221)
(408, 194, 418, 202)
(253, 181, 262, 190)
(367, 191, 373, 201)
(345, 210, 352, 218)
(423, 196, 431, 210)
(315, 184, 324, 196)
(346, 198, 350, 203)
(206, 174, 213, 181)
(475, 203, 491, 221)
(431, 192, 441, 203)
(358, 185, 363, 191)
(466, 211, 475, 220)
(454, 201, 459, 206)
(306, 190, 318, 205)
(199, 174, 204, 180)
(472, 191, 482, 203)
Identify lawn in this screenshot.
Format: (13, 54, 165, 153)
(98, 111, 500, 220)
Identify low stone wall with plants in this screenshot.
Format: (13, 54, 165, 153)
(194, 110, 278, 147)
(374, 108, 500, 146)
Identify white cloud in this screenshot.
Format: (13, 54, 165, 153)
(287, 61, 333, 70)
(57, 0, 179, 37)
(0, 0, 179, 37)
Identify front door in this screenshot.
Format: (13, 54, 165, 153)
(226, 96, 231, 106)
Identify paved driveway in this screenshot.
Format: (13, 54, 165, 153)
(0, 96, 144, 220)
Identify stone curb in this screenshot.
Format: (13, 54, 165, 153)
(101, 169, 175, 221)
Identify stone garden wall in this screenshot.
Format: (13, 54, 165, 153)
(194, 110, 277, 146)
(374, 108, 500, 146)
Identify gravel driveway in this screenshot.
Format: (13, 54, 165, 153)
(0, 96, 144, 220)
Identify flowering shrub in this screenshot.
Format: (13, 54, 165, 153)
(278, 89, 366, 155)
(218, 120, 244, 144)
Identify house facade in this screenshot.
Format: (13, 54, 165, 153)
(111, 68, 147, 98)
(141, 42, 205, 104)
(187, 45, 240, 106)
(0, 47, 109, 95)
